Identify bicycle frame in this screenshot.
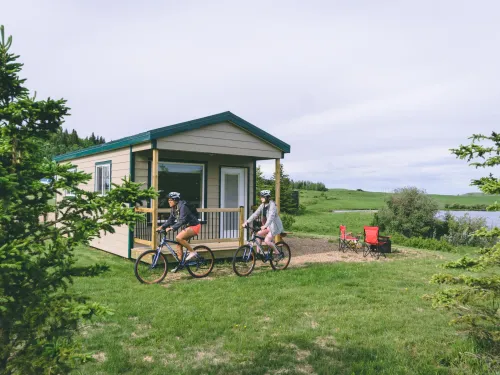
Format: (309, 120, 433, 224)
(242, 228, 273, 261)
(151, 233, 188, 268)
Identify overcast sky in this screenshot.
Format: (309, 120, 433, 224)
(4, 0, 499, 194)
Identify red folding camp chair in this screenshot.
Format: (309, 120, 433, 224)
(362, 226, 389, 259)
(339, 225, 361, 253)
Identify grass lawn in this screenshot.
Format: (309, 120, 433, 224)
(71, 245, 480, 375)
(292, 211, 374, 238)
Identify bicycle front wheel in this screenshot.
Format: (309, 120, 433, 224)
(232, 245, 256, 277)
(134, 250, 168, 284)
(270, 241, 291, 271)
(186, 245, 215, 278)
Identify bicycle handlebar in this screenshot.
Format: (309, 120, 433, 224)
(245, 226, 262, 233)
(156, 220, 207, 233)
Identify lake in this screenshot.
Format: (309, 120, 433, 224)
(332, 210, 500, 228)
(436, 210, 500, 228)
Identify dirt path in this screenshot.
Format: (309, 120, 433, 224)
(286, 236, 389, 265)
(158, 236, 434, 285)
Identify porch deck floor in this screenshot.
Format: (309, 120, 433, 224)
(131, 241, 240, 260)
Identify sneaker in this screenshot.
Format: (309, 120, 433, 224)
(185, 251, 198, 261)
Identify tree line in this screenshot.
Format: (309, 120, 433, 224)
(41, 128, 106, 159)
(291, 180, 328, 191)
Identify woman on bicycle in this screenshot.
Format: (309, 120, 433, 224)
(242, 190, 284, 255)
(156, 192, 201, 272)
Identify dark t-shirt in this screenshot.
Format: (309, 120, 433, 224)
(161, 200, 199, 230)
(262, 204, 269, 225)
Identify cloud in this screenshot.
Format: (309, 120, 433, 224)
(3, 0, 500, 194)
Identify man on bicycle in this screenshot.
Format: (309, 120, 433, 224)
(156, 192, 201, 272)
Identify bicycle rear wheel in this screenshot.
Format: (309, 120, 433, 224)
(232, 245, 256, 276)
(134, 250, 168, 284)
(270, 241, 291, 271)
(186, 245, 215, 278)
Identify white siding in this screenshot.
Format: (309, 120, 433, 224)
(156, 122, 282, 159)
(56, 147, 131, 258)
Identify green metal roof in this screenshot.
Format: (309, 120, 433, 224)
(54, 111, 291, 162)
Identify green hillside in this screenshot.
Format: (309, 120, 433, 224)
(298, 189, 499, 211)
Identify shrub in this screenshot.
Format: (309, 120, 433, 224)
(375, 186, 439, 238)
(281, 213, 296, 230)
(390, 233, 455, 252)
(442, 213, 496, 247)
(446, 203, 488, 211)
(296, 204, 307, 216)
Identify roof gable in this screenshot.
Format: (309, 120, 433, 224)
(54, 111, 290, 162)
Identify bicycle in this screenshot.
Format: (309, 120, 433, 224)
(134, 229, 215, 284)
(232, 226, 291, 277)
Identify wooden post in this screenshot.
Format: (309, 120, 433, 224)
(239, 206, 245, 247)
(275, 158, 281, 243)
(151, 149, 159, 249)
(275, 159, 281, 212)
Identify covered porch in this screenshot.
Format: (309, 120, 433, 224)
(130, 148, 283, 260)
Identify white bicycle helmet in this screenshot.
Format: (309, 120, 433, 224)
(168, 192, 181, 200)
(259, 190, 271, 198)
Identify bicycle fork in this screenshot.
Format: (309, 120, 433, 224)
(151, 248, 162, 268)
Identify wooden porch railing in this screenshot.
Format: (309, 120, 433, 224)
(133, 207, 245, 249)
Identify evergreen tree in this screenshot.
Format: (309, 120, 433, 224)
(271, 164, 297, 214)
(0, 25, 157, 374)
(429, 132, 500, 371)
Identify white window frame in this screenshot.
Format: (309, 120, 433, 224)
(220, 167, 248, 239)
(95, 162, 111, 196)
(64, 167, 77, 197)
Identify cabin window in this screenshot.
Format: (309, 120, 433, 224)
(64, 167, 77, 197)
(158, 162, 205, 210)
(95, 162, 111, 196)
